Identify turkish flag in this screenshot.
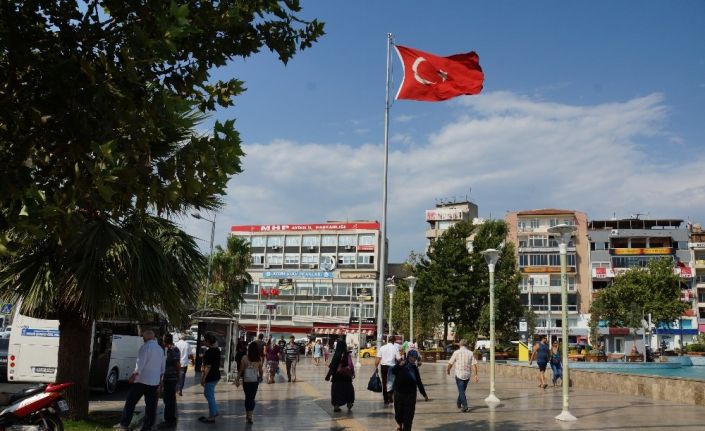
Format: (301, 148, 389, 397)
(394, 45, 484, 101)
(260, 288, 268, 296)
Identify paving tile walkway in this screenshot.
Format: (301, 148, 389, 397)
(90, 357, 705, 430)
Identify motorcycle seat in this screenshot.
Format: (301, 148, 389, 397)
(8, 386, 46, 404)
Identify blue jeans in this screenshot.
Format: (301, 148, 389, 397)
(203, 381, 219, 417)
(119, 383, 158, 430)
(455, 377, 469, 409)
(550, 362, 562, 384)
(242, 382, 259, 412)
(177, 365, 187, 392)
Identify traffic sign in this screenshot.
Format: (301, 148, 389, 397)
(0, 303, 12, 314)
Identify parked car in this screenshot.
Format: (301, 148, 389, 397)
(0, 338, 8, 381)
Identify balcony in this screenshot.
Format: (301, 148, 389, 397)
(526, 304, 578, 313)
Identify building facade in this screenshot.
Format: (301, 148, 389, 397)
(505, 209, 591, 344)
(588, 217, 696, 352)
(688, 223, 705, 335)
(425, 200, 478, 251)
(231, 221, 381, 341)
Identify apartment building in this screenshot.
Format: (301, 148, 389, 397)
(505, 209, 591, 343)
(689, 223, 705, 334)
(425, 200, 478, 251)
(230, 221, 381, 340)
(588, 217, 696, 352)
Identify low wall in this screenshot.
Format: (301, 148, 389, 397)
(482, 362, 705, 406)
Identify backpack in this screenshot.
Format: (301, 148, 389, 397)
(243, 361, 259, 383)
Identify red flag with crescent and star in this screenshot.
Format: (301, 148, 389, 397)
(394, 45, 484, 101)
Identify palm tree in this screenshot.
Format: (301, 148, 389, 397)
(0, 214, 204, 418)
(208, 236, 252, 312)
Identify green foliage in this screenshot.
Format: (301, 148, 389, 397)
(206, 236, 252, 312)
(686, 343, 705, 353)
(589, 258, 689, 334)
(411, 219, 523, 343)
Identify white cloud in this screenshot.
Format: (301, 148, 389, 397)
(183, 91, 705, 261)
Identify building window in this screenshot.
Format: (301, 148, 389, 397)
(331, 304, 351, 317)
(285, 236, 301, 246)
(313, 283, 332, 296)
(246, 284, 259, 294)
(284, 254, 300, 264)
(321, 235, 336, 246)
(296, 282, 313, 296)
(358, 254, 374, 264)
(266, 254, 283, 265)
(295, 303, 312, 316)
(251, 254, 264, 265)
(276, 302, 293, 316)
(530, 219, 540, 229)
(333, 283, 351, 297)
(312, 303, 330, 317)
(338, 254, 356, 265)
(301, 254, 318, 264)
(530, 254, 548, 266)
(267, 236, 283, 247)
(339, 235, 355, 246)
(358, 234, 375, 246)
(529, 235, 548, 247)
(251, 236, 266, 247)
(353, 283, 375, 297)
(302, 235, 319, 247)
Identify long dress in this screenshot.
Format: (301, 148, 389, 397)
(329, 352, 355, 407)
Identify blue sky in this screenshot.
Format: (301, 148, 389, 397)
(182, 1, 705, 261)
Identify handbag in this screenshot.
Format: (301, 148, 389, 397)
(336, 360, 353, 379)
(386, 366, 395, 392)
(367, 370, 383, 393)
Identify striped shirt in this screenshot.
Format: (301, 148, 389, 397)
(448, 346, 477, 381)
(285, 343, 300, 361)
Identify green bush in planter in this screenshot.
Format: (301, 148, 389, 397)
(686, 343, 705, 352)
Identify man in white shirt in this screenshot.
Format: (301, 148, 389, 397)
(174, 334, 191, 396)
(446, 339, 479, 412)
(375, 336, 401, 406)
(115, 330, 165, 431)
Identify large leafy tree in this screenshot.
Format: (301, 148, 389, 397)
(206, 236, 251, 312)
(0, 0, 323, 418)
(589, 257, 689, 350)
(411, 219, 523, 344)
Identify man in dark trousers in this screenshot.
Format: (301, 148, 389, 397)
(158, 334, 181, 428)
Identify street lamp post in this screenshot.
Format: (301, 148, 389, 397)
(481, 248, 501, 405)
(193, 213, 216, 309)
(387, 281, 396, 338)
(548, 223, 578, 422)
(406, 276, 417, 345)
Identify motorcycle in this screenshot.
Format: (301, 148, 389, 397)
(0, 382, 73, 431)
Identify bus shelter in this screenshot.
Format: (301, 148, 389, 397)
(190, 309, 239, 382)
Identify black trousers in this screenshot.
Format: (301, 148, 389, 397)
(381, 365, 393, 404)
(162, 379, 177, 424)
(394, 390, 418, 431)
(119, 383, 158, 430)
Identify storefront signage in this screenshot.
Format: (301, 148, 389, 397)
(231, 222, 380, 232)
(689, 242, 705, 248)
(262, 271, 333, 279)
(339, 272, 376, 279)
(357, 245, 375, 252)
(521, 266, 576, 274)
(610, 247, 674, 256)
(593, 267, 693, 279)
(425, 208, 465, 221)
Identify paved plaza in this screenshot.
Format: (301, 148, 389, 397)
(85, 357, 705, 430)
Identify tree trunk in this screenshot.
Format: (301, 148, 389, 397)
(443, 315, 449, 345)
(56, 309, 92, 419)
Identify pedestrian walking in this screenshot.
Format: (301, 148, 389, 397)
(265, 339, 280, 384)
(375, 336, 401, 406)
(234, 341, 263, 425)
(550, 341, 562, 387)
(174, 334, 190, 397)
(313, 339, 322, 366)
(446, 339, 478, 413)
(323, 342, 331, 365)
(234, 336, 248, 374)
(392, 350, 428, 431)
(114, 330, 164, 431)
(277, 336, 287, 361)
(325, 339, 355, 412)
(157, 334, 180, 429)
(529, 336, 550, 389)
(255, 333, 266, 358)
(199, 333, 220, 424)
(284, 336, 300, 382)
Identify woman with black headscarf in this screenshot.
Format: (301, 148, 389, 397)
(324, 339, 355, 412)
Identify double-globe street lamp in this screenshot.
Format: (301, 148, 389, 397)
(387, 280, 397, 338)
(192, 212, 216, 309)
(480, 248, 501, 405)
(406, 276, 417, 345)
(547, 223, 578, 422)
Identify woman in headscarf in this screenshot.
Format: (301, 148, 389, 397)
(324, 339, 355, 412)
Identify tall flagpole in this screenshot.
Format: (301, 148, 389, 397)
(376, 33, 393, 348)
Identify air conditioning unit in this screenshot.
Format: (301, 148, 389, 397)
(264, 264, 271, 269)
(271, 245, 280, 250)
(610, 229, 619, 236)
(308, 246, 315, 251)
(308, 264, 317, 269)
(345, 245, 353, 250)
